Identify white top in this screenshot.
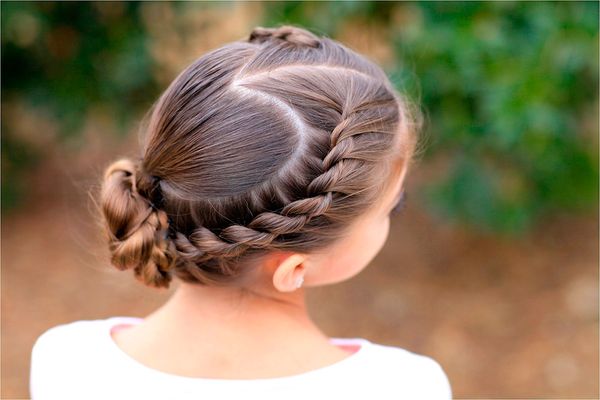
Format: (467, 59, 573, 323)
(30, 316, 452, 400)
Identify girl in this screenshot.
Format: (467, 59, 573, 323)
(30, 25, 452, 399)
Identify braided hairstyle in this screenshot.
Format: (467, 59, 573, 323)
(100, 24, 421, 289)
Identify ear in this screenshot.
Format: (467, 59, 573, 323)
(272, 253, 307, 292)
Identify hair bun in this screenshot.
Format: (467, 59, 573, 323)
(248, 25, 321, 48)
(101, 158, 175, 288)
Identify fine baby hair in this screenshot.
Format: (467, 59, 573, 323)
(100, 24, 420, 289)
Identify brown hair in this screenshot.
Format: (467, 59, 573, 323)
(99, 25, 421, 289)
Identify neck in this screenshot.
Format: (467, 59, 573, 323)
(113, 280, 356, 379)
(140, 280, 328, 347)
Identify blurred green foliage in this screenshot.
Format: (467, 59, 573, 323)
(395, 2, 598, 233)
(2, 1, 598, 234)
(2, 2, 156, 134)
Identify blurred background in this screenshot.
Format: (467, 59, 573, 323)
(1, 2, 598, 398)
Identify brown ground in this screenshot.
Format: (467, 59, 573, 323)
(2, 122, 598, 399)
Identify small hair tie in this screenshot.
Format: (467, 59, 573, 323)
(137, 170, 164, 211)
(165, 215, 177, 240)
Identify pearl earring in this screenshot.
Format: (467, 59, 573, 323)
(295, 276, 304, 289)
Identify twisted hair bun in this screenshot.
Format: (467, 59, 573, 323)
(101, 158, 175, 288)
(248, 25, 321, 48)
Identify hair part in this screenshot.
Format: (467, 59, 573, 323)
(98, 24, 421, 289)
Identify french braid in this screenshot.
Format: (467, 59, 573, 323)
(99, 24, 419, 288)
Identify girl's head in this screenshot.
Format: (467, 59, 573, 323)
(100, 25, 421, 291)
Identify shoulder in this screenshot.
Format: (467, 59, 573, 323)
(29, 317, 130, 399)
(354, 340, 453, 399)
(30, 318, 110, 375)
(31, 319, 107, 358)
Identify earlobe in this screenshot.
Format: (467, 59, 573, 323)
(272, 253, 306, 292)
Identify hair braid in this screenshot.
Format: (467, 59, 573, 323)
(172, 95, 390, 279)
